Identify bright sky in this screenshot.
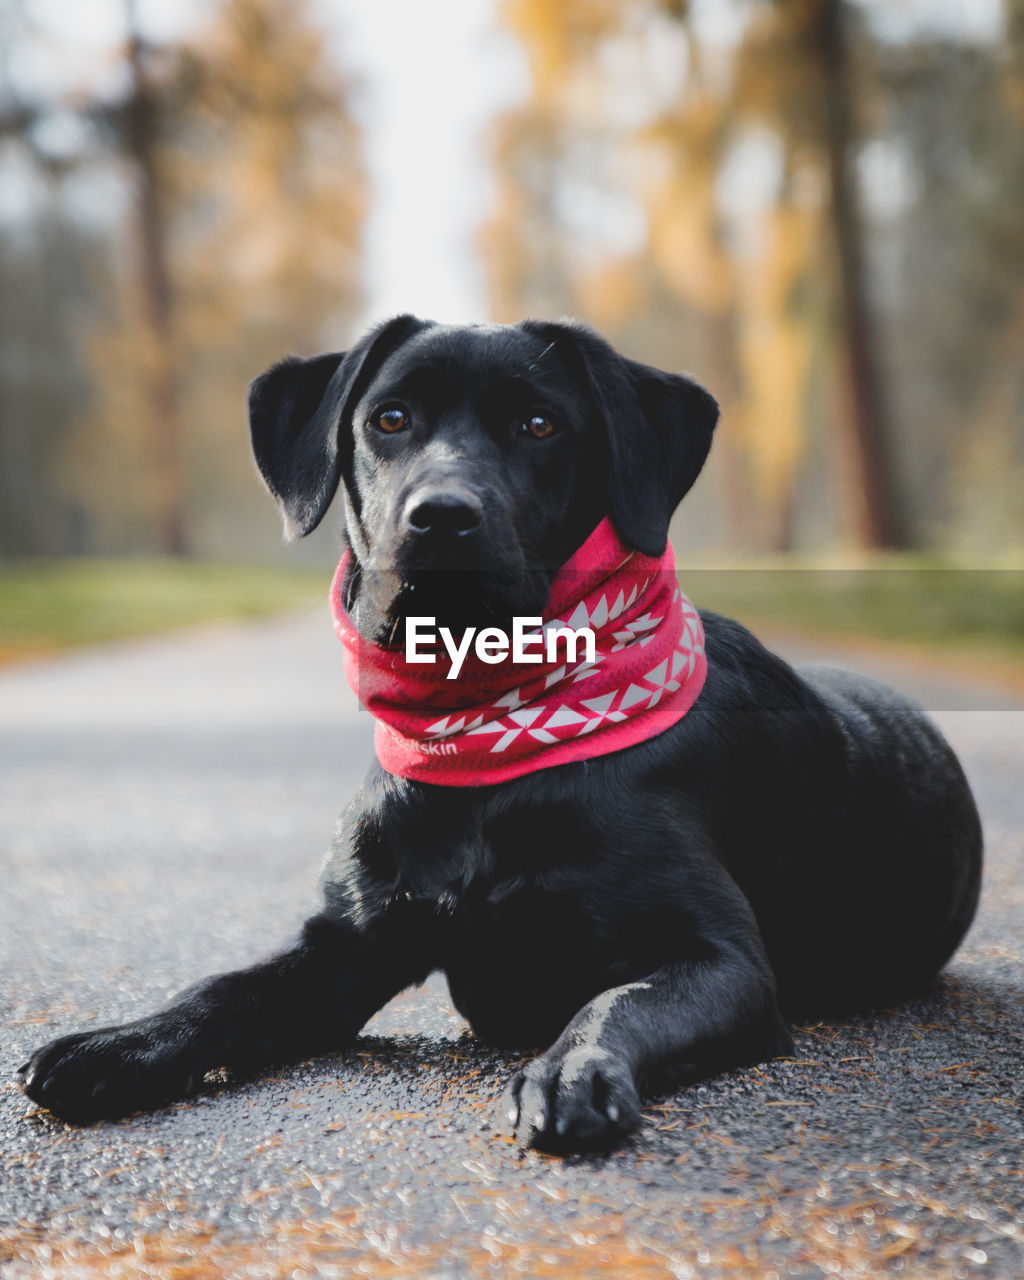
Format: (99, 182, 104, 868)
(316, 0, 527, 327)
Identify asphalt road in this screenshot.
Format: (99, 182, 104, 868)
(1, 605, 1022, 1278)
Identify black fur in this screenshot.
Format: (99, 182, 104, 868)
(19, 318, 982, 1153)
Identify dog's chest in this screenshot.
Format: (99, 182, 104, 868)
(403, 823, 655, 1044)
(436, 876, 622, 1046)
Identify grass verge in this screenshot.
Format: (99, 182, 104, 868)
(0, 558, 1021, 681)
(0, 559, 330, 664)
(683, 565, 1024, 680)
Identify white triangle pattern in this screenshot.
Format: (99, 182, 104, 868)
(464, 620, 705, 752)
(425, 713, 485, 739)
(440, 575, 705, 753)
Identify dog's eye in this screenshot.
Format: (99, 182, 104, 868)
(521, 415, 557, 440)
(376, 408, 409, 434)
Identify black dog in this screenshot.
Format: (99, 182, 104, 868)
(20, 317, 982, 1151)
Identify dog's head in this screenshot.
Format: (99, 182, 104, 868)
(248, 316, 718, 639)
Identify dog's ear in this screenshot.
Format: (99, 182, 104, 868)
(248, 314, 428, 539)
(610, 352, 719, 555)
(520, 319, 718, 556)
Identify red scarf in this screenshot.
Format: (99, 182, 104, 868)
(331, 518, 707, 786)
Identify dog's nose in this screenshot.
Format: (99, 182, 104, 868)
(403, 488, 484, 537)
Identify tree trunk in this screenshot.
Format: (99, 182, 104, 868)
(124, 0, 188, 556)
(815, 0, 903, 549)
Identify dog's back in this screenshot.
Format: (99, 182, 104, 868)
(704, 633, 983, 1014)
(791, 664, 982, 1007)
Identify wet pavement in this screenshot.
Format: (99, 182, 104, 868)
(1, 605, 1022, 1278)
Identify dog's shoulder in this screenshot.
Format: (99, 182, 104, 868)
(694, 610, 841, 740)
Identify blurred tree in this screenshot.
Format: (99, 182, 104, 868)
(732, 0, 902, 548)
(638, 18, 828, 552)
(869, 3, 1024, 554)
(486, 0, 913, 551)
(80, 0, 366, 557)
(483, 0, 749, 548)
(809, 0, 901, 549)
(0, 211, 107, 556)
(484, 0, 628, 321)
(122, 0, 184, 555)
(0, 0, 365, 557)
(0, 0, 110, 556)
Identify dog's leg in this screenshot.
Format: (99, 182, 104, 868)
(19, 908, 430, 1123)
(507, 935, 793, 1152)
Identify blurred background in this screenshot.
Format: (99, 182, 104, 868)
(0, 0, 1022, 660)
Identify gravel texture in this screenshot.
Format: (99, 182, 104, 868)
(1, 606, 1022, 1278)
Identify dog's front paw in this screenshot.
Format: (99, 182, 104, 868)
(18, 1019, 207, 1123)
(505, 1045, 640, 1152)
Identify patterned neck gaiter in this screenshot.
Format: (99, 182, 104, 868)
(331, 517, 707, 786)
